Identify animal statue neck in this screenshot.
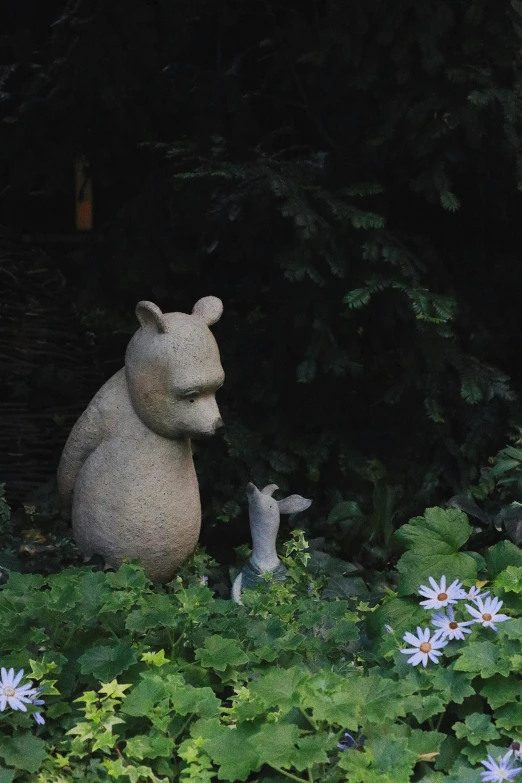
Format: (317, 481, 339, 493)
(249, 508, 281, 573)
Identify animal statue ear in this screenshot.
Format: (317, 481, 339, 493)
(261, 484, 279, 496)
(278, 495, 312, 515)
(192, 296, 223, 326)
(136, 301, 168, 334)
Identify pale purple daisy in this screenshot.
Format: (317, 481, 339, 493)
(431, 605, 474, 641)
(461, 585, 489, 603)
(480, 749, 522, 782)
(30, 687, 46, 725)
(466, 596, 510, 632)
(400, 626, 448, 667)
(418, 575, 464, 610)
(0, 668, 37, 713)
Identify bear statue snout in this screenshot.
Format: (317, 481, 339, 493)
(214, 417, 224, 431)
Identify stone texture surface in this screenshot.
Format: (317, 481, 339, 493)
(57, 297, 225, 582)
(231, 482, 312, 603)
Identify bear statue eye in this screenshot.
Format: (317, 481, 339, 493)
(179, 390, 200, 403)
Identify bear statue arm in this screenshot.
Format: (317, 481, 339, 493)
(57, 401, 106, 518)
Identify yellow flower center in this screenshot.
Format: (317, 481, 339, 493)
(419, 642, 432, 653)
(482, 613, 492, 622)
(437, 592, 448, 601)
(2, 686, 15, 698)
(449, 621, 458, 629)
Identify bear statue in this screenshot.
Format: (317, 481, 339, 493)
(57, 296, 225, 582)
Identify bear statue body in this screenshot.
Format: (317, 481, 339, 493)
(57, 297, 225, 582)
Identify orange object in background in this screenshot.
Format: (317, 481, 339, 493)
(75, 157, 93, 231)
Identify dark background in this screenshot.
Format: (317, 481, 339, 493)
(2, 0, 522, 568)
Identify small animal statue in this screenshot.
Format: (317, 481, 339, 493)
(231, 482, 312, 604)
(57, 296, 225, 583)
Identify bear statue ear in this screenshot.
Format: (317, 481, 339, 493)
(135, 301, 169, 334)
(192, 296, 223, 326)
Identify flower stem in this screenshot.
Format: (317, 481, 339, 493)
(269, 766, 308, 783)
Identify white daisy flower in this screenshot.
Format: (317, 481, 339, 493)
(418, 575, 464, 610)
(461, 585, 489, 603)
(465, 596, 510, 632)
(431, 605, 474, 641)
(0, 668, 37, 713)
(480, 749, 522, 782)
(400, 626, 448, 667)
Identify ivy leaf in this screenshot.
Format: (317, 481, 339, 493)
(78, 643, 137, 681)
(0, 734, 46, 773)
(195, 635, 249, 671)
(454, 641, 511, 679)
(453, 713, 500, 745)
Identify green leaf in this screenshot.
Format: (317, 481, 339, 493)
(343, 288, 371, 308)
(486, 542, 522, 579)
(454, 641, 511, 679)
(249, 666, 307, 712)
(293, 735, 331, 771)
(407, 729, 446, 756)
(453, 713, 500, 745)
(78, 643, 137, 681)
(440, 190, 461, 212)
(0, 734, 46, 773)
(327, 501, 365, 525)
(395, 507, 472, 552)
(195, 636, 249, 671)
(204, 726, 260, 782)
(339, 735, 418, 781)
(395, 507, 476, 595)
(121, 674, 169, 717)
(495, 566, 522, 593)
(254, 723, 300, 768)
(125, 733, 175, 761)
(397, 550, 477, 597)
(494, 701, 522, 730)
(166, 680, 220, 718)
(431, 663, 476, 704)
(480, 675, 522, 709)
(297, 359, 316, 383)
(0, 768, 14, 783)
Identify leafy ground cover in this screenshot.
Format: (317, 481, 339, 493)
(0, 506, 521, 782)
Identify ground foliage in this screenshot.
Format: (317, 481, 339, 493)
(0, 508, 522, 781)
(2, 0, 522, 563)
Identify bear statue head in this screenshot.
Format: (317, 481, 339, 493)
(125, 296, 225, 439)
